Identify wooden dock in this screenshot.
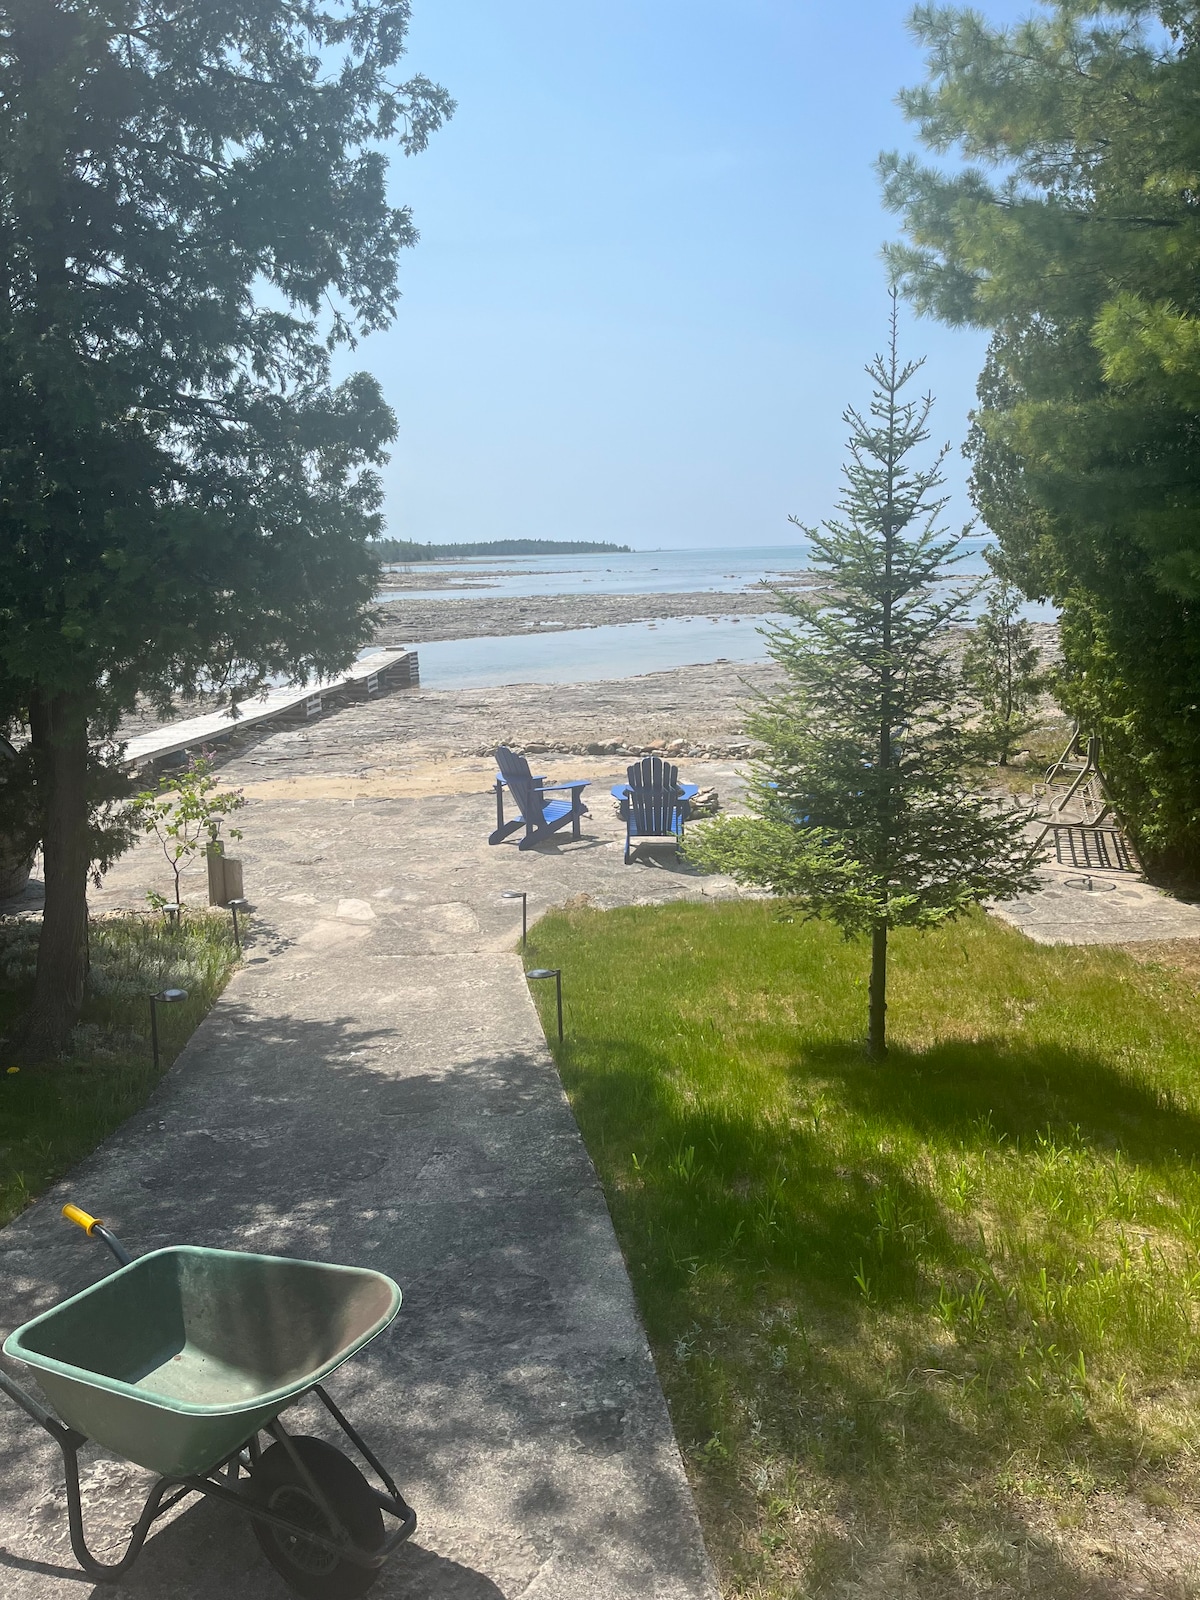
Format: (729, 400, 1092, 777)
(121, 649, 419, 770)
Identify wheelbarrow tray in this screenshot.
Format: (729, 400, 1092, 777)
(3, 1246, 400, 1477)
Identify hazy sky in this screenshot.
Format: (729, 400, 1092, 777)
(346, 1, 1030, 552)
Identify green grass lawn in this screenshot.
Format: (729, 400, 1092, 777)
(0, 914, 238, 1226)
(524, 900, 1200, 1598)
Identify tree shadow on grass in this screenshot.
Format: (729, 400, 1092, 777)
(565, 1024, 1200, 1331)
(798, 1034, 1200, 1165)
(556, 1028, 1200, 1596)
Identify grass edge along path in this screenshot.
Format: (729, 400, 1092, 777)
(525, 899, 1200, 1599)
(0, 913, 239, 1226)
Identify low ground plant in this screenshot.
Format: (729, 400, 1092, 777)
(0, 913, 238, 1225)
(525, 899, 1200, 1597)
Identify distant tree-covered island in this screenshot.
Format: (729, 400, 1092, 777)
(373, 538, 631, 562)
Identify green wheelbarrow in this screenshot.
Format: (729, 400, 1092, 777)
(0, 1204, 417, 1598)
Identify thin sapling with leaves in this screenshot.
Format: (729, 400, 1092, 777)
(132, 758, 245, 913)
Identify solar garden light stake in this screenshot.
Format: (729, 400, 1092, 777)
(526, 968, 563, 1043)
(500, 890, 528, 946)
(149, 988, 188, 1072)
(226, 897, 249, 952)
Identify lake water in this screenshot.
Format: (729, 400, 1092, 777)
(378, 541, 1019, 602)
(409, 614, 782, 690)
(374, 543, 1057, 689)
(377, 544, 815, 601)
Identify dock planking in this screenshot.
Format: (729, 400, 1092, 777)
(121, 649, 419, 771)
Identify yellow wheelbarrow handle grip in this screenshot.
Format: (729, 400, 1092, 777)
(61, 1204, 133, 1266)
(62, 1204, 102, 1235)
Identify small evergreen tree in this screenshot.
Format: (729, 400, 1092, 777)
(689, 298, 1036, 1058)
(961, 575, 1045, 766)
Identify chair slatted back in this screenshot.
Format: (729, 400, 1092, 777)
(495, 746, 545, 824)
(626, 756, 681, 835)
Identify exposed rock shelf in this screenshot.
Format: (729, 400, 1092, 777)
(371, 585, 808, 645)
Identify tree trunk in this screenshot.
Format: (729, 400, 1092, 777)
(11, 692, 92, 1059)
(868, 922, 888, 1060)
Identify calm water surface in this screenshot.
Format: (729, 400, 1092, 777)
(407, 614, 782, 690)
(377, 545, 812, 601)
(372, 544, 1056, 688)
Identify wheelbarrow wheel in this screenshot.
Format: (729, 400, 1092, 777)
(248, 1435, 384, 1599)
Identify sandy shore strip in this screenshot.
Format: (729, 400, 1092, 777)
(115, 590, 795, 738)
(114, 600, 1058, 768)
(117, 659, 782, 758)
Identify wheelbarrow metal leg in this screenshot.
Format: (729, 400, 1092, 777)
(61, 1437, 187, 1581)
(265, 1416, 383, 1569)
(313, 1384, 417, 1536)
(0, 1365, 176, 1581)
(313, 1384, 400, 1501)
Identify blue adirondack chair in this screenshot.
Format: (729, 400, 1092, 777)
(624, 756, 686, 864)
(489, 746, 590, 850)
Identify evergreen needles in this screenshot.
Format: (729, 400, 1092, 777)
(962, 575, 1046, 766)
(689, 297, 1036, 1056)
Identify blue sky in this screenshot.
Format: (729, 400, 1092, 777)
(347, 1, 1031, 551)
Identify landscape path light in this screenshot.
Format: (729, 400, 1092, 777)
(149, 988, 188, 1072)
(500, 890, 528, 946)
(226, 897, 249, 952)
(526, 968, 563, 1043)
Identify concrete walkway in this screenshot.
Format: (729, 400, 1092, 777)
(0, 765, 734, 1597)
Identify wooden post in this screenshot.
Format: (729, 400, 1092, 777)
(206, 844, 227, 907)
(223, 857, 244, 903)
(868, 922, 888, 1060)
(207, 847, 245, 907)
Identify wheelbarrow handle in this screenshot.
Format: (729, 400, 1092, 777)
(0, 1205, 134, 1445)
(61, 1204, 132, 1267)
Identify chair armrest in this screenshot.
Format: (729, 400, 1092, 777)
(496, 774, 547, 787)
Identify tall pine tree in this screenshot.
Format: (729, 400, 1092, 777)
(690, 299, 1035, 1057)
(880, 1, 1200, 878)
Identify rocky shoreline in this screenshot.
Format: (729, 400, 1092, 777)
(233, 661, 788, 772)
(115, 586, 1060, 769)
(370, 583, 810, 645)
